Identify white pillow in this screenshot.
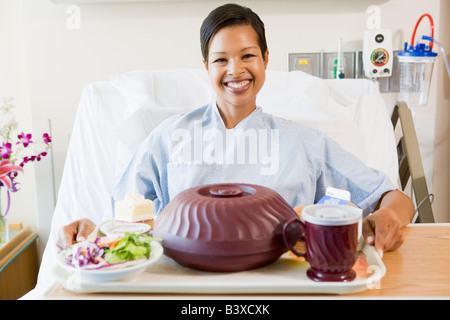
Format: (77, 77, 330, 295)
(109, 69, 214, 110)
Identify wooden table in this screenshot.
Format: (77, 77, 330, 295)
(348, 223, 450, 297)
(0, 225, 39, 300)
(45, 223, 450, 299)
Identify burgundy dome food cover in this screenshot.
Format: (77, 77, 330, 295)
(153, 183, 301, 272)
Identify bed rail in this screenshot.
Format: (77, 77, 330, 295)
(391, 101, 435, 223)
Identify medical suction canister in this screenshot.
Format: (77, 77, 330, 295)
(397, 13, 449, 118)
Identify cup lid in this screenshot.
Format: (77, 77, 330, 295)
(302, 204, 362, 226)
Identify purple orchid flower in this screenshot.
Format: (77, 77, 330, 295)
(0, 143, 12, 160)
(17, 132, 33, 147)
(43, 133, 51, 145)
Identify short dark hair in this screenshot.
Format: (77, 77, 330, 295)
(200, 3, 268, 63)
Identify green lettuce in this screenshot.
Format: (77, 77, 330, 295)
(104, 232, 158, 264)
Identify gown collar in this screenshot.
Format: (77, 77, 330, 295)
(209, 101, 262, 130)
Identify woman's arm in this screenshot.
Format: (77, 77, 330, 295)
(362, 189, 415, 257)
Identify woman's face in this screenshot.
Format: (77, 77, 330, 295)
(204, 24, 269, 112)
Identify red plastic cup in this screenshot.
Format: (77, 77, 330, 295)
(283, 204, 362, 282)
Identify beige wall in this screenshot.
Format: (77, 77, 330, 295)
(1, 0, 448, 241)
(432, 0, 450, 223)
(0, 1, 37, 228)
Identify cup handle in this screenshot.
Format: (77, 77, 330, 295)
(282, 217, 306, 258)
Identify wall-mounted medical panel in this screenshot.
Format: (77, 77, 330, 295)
(322, 51, 359, 79)
(288, 51, 400, 92)
(288, 51, 364, 79)
(288, 53, 321, 77)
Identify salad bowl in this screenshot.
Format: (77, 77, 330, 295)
(58, 236, 163, 283)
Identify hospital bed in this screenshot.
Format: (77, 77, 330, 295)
(33, 69, 433, 294)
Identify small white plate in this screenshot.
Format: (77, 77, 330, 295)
(57, 240, 163, 283)
(99, 220, 151, 238)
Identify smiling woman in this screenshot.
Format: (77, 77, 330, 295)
(59, 3, 414, 278)
(200, 4, 269, 129)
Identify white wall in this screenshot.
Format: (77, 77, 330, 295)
(0, 0, 37, 230)
(1, 0, 448, 253)
(432, 0, 450, 223)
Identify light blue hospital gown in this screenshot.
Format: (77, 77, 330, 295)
(112, 102, 395, 217)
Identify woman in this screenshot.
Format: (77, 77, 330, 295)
(59, 4, 414, 258)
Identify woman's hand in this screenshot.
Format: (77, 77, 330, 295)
(362, 208, 404, 258)
(56, 218, 96, 251)
(362, 189, 415, 258)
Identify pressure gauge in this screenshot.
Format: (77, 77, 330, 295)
(371, 48, 389, 67)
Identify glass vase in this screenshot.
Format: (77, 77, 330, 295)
(0, 187, 8, 247)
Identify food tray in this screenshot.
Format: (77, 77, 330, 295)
(50, 242, 385, 295)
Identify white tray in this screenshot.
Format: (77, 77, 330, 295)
(51, 242, 386, 295)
